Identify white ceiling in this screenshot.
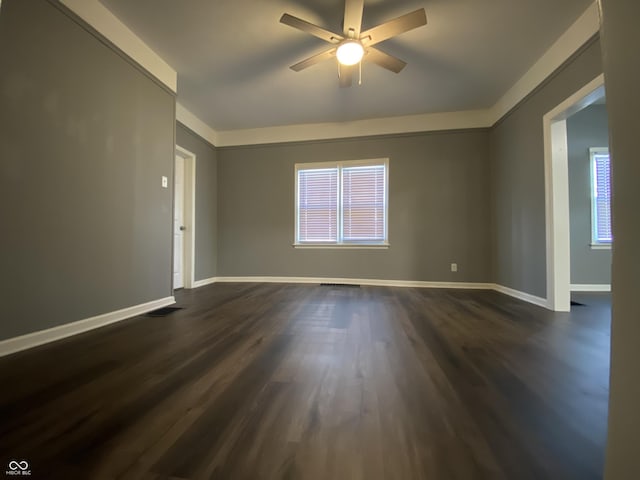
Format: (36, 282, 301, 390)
(99, 0, 593, 132)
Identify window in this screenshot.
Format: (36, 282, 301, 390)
(295, 159, 388, 247)
(590, 147, 612, 246)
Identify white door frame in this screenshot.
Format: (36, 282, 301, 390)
(543, 73, 605, 311)
(175, 145, 196, 289)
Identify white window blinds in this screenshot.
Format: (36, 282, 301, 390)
(297, 168, 338, 242)
(591, 149, 612, 244)
(342, 165, 386, 242)
(295, 159, 388, 245)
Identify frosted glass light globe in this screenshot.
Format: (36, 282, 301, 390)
(336, 41, 364, 66)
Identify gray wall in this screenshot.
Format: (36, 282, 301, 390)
(176, 123, 217, 281)
(489, 37, 604, 298)
(600, 0, 640, 478)
(0, 0, 175, 340)
(567, 104, 611, 285)
(217, 131, 491, 282)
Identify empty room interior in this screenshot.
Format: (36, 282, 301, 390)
(0, 0, 638, 479)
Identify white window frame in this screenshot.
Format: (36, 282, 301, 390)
(589, 147, 612, 249)
(294, 158, 389, 249)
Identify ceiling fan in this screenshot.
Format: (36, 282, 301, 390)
(280, 0, 427, 87)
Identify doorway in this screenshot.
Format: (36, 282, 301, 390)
(543, 74, 605, 311)
(174, 145, 196, 290)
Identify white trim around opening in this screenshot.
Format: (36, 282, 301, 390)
(543, 73, 606, 312)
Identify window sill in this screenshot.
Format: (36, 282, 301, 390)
(293, 243, 390, 250)
(590, 243, 612, 250)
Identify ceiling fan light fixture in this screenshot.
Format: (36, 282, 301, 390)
(336, 40, 364, 66)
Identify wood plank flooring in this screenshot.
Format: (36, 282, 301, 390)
(0, 284, 610, 479)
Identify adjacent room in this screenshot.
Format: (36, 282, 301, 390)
(1, 0, 638, 479)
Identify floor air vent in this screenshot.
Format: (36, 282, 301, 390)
(146, 306, 183, 317)
(320, 283, 361, 288)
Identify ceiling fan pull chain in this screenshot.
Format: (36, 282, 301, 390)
(359, 60, 362, 86)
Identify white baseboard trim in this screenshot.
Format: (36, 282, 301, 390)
(192, 276, 218, 288)
(192, 277, 556, 310)
(571, 284, 612, 292)
(195, 276, 554, 310)
(0, 296, 175, 358)
(492, 284, 549, 308)
(0, 278, 555, 358)
(212, 276, 494, 290)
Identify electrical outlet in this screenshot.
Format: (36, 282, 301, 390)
(451, 263, 458, 272)
(161, 176, 168, 188)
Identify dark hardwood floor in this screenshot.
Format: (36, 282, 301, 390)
(0, 284, 610, 479)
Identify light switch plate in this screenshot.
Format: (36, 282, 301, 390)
(451, 263, 458, 272)
(161, 176, 168, 188)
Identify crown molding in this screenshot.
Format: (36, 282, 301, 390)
(176, 103, 219, 146)
(69, 0, 599, 147)
(215, 109, 492, 147)
(59, 0, 177, 92)
(179, 2, 600, 147)
(488, 2, 600, 124)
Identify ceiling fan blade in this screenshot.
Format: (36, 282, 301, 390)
(361, 9, 427, 47)
(290, 48, 337, 72)
(339, 64, 355, 87)
(365, 47, 407, 73)
(343, 0, 364, 37)
(280, 13, 343, 44)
